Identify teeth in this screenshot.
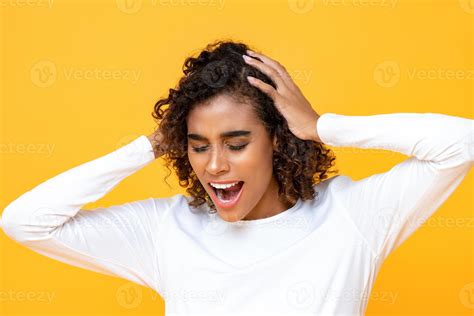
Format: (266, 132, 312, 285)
(210, 181, 240, 189)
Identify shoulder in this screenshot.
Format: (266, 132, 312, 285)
(150, 193, 188, 208)
(149, 193, 205, 219)
(310, 174, 355, 204)
(149, 194, 210, 233)
(314, 174, 351, 192)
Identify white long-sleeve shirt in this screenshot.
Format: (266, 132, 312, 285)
(1, 112, 473, 316)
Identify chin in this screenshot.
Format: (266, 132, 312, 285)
(217, 209, 244, 222)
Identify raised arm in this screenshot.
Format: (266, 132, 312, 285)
(0, 135, 171, 294)
(316, 112, 473, 261)
(241, 49, 473, 263)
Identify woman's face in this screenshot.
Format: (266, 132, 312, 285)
(186, 93, 284, 222)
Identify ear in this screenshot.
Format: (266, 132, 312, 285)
(272, 134, 278, 152)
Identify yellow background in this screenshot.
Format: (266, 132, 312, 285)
(1, 0, 473, 315)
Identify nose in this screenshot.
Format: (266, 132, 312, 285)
(205, 145, 230, 175)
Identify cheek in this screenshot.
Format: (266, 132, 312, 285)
(187, 152, 202, 172)
(237, 145, 274, 178)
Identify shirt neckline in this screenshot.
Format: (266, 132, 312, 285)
(215, 198, 303, 227)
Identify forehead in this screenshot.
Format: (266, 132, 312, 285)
(186, 94, 260, 131)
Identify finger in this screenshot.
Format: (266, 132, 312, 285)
(247, 76, 278, 99)
(243, 55, 287, 91)
(246, 50, 297, 90)
(246, 49, 284, 72)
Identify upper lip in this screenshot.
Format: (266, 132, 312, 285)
(208, 180, 243, 184)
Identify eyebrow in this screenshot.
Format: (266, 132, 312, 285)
(187, 130, 251, 141)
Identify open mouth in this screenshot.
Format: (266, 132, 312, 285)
(208, 181, 245, 205)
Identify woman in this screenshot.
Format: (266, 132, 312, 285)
(1, 40, 472, 316)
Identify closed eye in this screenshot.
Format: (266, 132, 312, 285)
(191, 144, 248, 153)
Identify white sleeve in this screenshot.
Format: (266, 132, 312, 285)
(317, 112, 473, 261)
(0, 135, 170, 293)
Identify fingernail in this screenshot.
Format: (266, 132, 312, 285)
(242, 55, 251, 61)
(247, 76, 255, 82)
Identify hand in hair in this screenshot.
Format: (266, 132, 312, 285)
(243, 50, 321, 142)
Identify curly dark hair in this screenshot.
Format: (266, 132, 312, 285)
(151, 39, 338, 213)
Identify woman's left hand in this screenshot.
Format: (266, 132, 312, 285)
(243, 49, 321, 142)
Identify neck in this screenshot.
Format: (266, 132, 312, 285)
(242, 177, 294, 221)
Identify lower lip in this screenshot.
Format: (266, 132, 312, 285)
(209, 182, 244, 209)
